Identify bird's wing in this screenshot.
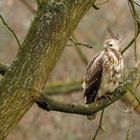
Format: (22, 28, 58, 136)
(84, 53, 103, 104)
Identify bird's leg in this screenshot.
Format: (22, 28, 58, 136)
(98, 92, 113, 100)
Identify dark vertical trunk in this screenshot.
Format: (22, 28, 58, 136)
(0, 0, 95, 139)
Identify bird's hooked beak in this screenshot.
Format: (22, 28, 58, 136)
(103, 44, 108, 50)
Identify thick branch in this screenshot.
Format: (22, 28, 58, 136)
(37, 62, 140, 115)
(37, 88, 125, 115)
(0, 0, 96, 139)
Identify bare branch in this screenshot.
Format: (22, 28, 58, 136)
(0, 14, 21, 47)
(71, 35, 89, 65)
(121, 0, 140, 54)
(128, 0, 139, 61)
(121, 35, 139, 54)
(93, 110, 105, 140)
(131, 0, 140, 7)
(36, 62, 140, 115)
(69, 36, 93, 48)
(125, 113, 133, 140)
(129, 89, 140, 107)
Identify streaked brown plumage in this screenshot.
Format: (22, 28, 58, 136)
(82, 39, 124, 120)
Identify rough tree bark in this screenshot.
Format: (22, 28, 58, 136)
(0, 0, 96, 139)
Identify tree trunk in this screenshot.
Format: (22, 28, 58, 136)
(0, 0, 95, 139)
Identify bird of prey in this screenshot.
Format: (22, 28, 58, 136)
(82, 37, 124, 120)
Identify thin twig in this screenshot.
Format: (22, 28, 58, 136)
(69, 37, 93, 48)
(0, 14, 21, 47)
(134, 22, 138, 61)
(125, 113, 133, 140)
(121, 36, 138, 54)
(131, 0, 140, 7)
(129, 89, 140, 106)
(128, 0, 139, 61)
(121, 0, 140, 54)
(71, 35, 88, 65)
(93, 110, 105, 140)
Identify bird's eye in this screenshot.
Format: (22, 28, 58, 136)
(109, 44, 113, 47)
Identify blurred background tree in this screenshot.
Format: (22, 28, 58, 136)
(0, 0, 140, 140)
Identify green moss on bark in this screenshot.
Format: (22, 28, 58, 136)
(0, 0, 96, 139)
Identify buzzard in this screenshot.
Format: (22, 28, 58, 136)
(82, 38, 124, 120)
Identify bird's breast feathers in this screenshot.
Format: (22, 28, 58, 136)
(97, 50, 124, 98)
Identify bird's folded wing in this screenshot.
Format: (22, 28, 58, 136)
(84, 54, 103, 104)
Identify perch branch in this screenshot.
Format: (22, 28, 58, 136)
(1, 62, 140, 115)
(0, 14, 21, 47)
(36, 62, 140, 115)
(1, 62, 140, 116)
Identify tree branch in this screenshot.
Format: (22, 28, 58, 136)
(69, 36, 93, 48)
(121, 0, 140, 54)
(93, 110, 105, 140)
(128, 0, 139, 61)
(36, 62, 140, 115)
(70, 35, 89, 65)
(36, 88, 125, 115)
(0, 1, 96, 138)
(0, 14, 21, 47)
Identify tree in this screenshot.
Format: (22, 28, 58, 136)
(0, 0, 140, 139)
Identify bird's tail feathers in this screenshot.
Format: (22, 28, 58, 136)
(87, 113, 97, 120)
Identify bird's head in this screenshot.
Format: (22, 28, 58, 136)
(103, 39, 120, 52)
